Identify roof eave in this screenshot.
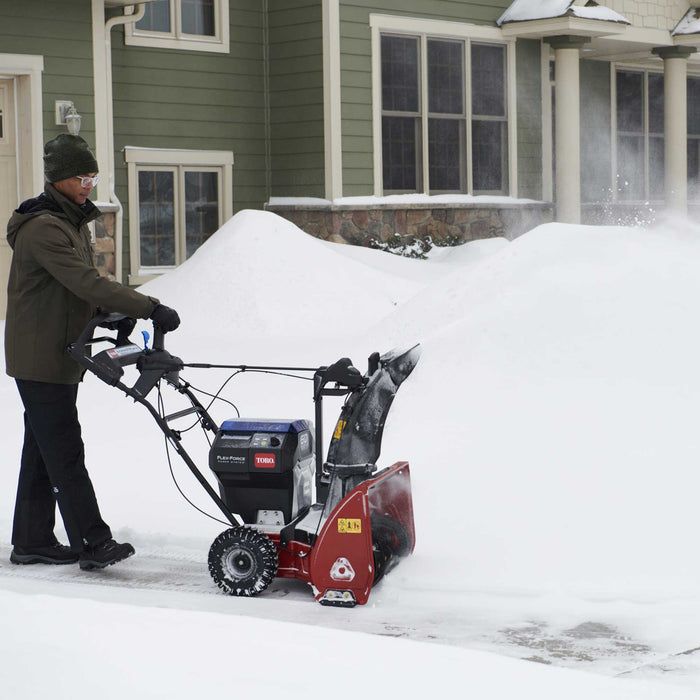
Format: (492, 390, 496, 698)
(672, 33, 700, 48)
(499, 15, 629, 39)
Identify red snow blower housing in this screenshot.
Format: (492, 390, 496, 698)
(69, 315, 420, 607)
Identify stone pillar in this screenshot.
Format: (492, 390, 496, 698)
(652, 46, 697, 215)
(546, 35, 590, 224)
(95, 203, 119, 280)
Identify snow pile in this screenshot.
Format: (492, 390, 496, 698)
(137, 209, 415, 341)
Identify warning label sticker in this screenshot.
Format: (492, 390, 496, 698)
(333, 420, 346, 440)
(337, 518, 361, 534)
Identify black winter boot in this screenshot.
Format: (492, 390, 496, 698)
(79, 539, 135, 570)
(11, 542, 79, 565)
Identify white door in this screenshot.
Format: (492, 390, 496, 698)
(0, 78, 18, 319)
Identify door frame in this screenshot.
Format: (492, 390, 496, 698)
(0, 53, 44, 201)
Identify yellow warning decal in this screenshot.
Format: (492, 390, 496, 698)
(337, 518, 362, 534)
(333, 420, 346, 440)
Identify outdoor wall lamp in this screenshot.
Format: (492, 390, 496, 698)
(55, 100, 82, 136)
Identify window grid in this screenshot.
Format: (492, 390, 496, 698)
(138, 169, 175, 268)
(688, 76, 700, 201)
(135, 165, 222, 271)
(380, 33, 508, 196)
(615, 69, 664, 202)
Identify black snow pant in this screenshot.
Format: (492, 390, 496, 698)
(11, 379, 112, 552)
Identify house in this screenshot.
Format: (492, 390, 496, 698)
(0, 1, 699, 317)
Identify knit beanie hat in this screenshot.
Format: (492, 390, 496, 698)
(44, 134, 99, 183)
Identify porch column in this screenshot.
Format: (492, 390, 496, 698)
(652, 45, 697, 215)
(546, 35, 590, 224)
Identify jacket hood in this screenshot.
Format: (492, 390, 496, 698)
(7, 184, 101, 250)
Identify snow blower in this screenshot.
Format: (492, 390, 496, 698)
(69, 314, 420, 607)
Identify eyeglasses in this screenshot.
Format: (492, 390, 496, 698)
(74, 175, 99, 187)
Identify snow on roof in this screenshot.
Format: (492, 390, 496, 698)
(570, 5, 630, 24)
(499, 0, 572, 24)
(673, 7, 700, 36)
(498, 0, 629, 26)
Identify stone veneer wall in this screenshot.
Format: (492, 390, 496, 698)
(94, 203, 118, 280)
(265, 202, 553, 250)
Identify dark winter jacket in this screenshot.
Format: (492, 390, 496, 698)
(5, 184, 159, 383)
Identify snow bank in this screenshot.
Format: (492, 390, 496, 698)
(1, 590, 693, 700)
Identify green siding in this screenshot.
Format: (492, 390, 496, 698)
(516, 39, 543, 201)
(0, 0, 96, 158)
(110, 0, 267, 274)
(267, 0, 325, 197)
(339, 0, 515, 196)
(580, 59, 612, 204)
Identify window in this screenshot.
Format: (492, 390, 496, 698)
(688, 76, 700, 201)
(125, 148, 233, 283)
(380, 32, 509, 195)
(471, 43, 508, 193)
(615, 69, 664, 201)
(124, 0, 229, 54)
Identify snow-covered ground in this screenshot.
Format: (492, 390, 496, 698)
(2, 210, 700, 698)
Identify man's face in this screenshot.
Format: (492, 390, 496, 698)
(52, 174, 97, 205)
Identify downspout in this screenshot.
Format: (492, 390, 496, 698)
(262, 0, 272, 201)
(92, 1, 146, 284)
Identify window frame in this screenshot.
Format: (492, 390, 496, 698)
(125, 147, 233, 284)
(687, 75, 700, 201)
(124, 0, 230, 54)
(370, 14, 517, 197)
(611, 65, 666, 204)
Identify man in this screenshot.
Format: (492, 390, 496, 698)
(5, 133, 180, 570)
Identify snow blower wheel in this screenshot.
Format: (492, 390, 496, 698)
(371, 514, 411, 584)
(208, 527, 278, 596)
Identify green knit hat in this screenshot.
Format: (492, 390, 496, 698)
(44, 134, 99, 183)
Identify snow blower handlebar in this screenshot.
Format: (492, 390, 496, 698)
(68, 312, 182, 393)
(69, 312, 242, 528)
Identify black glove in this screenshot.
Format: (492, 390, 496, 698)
(150, 304, 180, 333)
(99, 316, 136, 335)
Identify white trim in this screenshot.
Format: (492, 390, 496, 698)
(506, 37, 518, 197)
(610, 63, 617, 203)
(371, 23, 382, 197)
(541, 43, 553, 202)
(370, 15, 516, 197)
(92, 0, 109, 205)
(124, 146, 234, 166)
(499, 16, 629, 39)
(322, 0, 343, 199)
(370, 14, 505, 41)
(124, 0, 230, 54)
(0, 53, 44, 197)
(419, 34, 429, 192)
(125, 147, 233, 283)
(464, 38, 473, 193)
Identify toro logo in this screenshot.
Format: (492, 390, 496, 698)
(254, 453, 276, 469)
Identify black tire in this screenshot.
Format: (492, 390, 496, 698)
(371, 514, 411, 584)
(208, 527, 278, 596)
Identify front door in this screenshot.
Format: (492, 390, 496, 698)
(0, 78, 18, 318)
